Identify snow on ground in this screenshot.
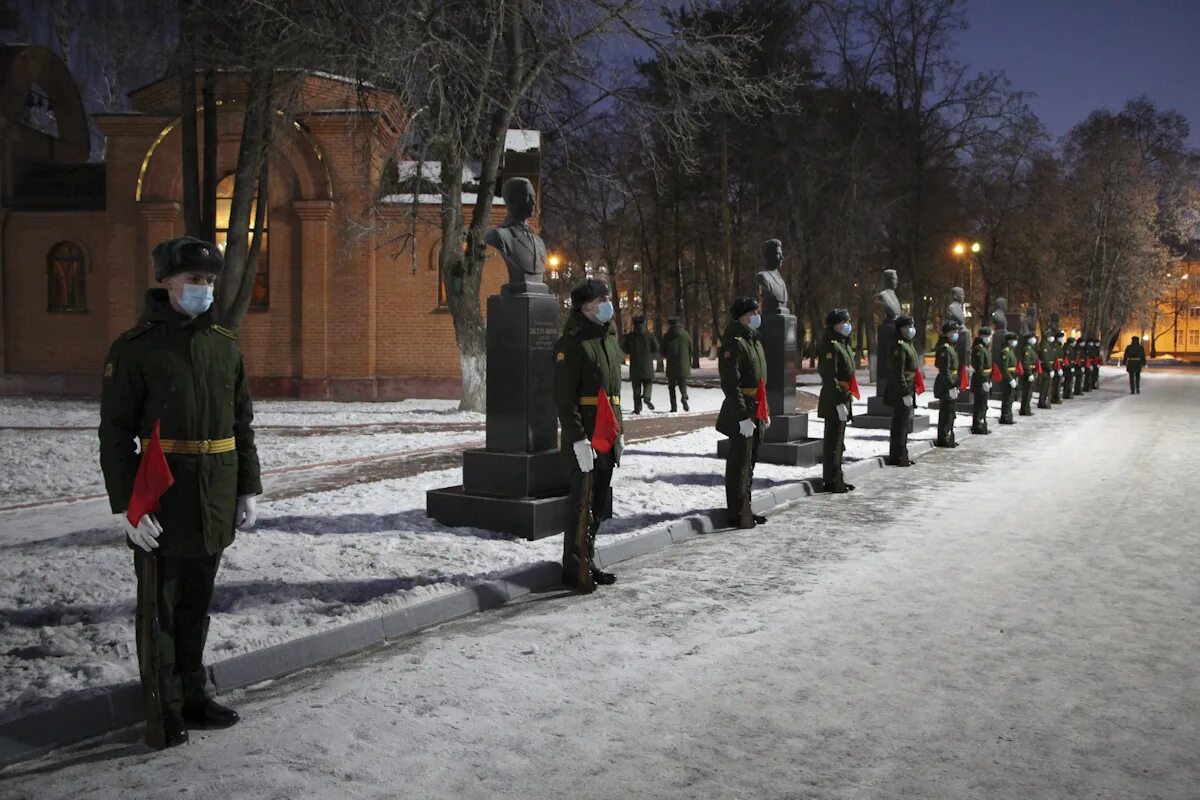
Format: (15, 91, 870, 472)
(0, 369, 1123, 721)
(3, 372, 1191, 799)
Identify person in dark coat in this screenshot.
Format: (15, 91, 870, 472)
(662, 316, 693, 412)
(99, 236, 261, 747)
(818, 308, 856, 492)
(717, 297, 769, 527)
(933, 321, 961, 447)
(1123, 335, 1146, 394)
(885, 315, 919, 466)
(622, 315, 658, 413)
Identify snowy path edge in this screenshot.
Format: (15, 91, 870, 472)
(0, 439, 932, 769)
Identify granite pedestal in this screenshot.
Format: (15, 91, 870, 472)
(928, 391, 975, 413)
(715, 312, 822, 466)
(851, 394, 931, 432)
(427, 287, 574, 540)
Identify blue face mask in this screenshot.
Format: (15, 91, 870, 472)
(902, 327, 916, 340)
(950, 332, 960, 343)
(837, 322, 852, 337)
(178, 283, 214, 317)
(747, 314, 762, 330)
(594, 300, 614, 323)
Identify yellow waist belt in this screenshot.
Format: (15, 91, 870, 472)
(143, 436, 236, 455)
(578, 395, 620, 406)
(740, 387, 760, 395)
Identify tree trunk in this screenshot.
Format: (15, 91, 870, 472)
(201, 69, 218, 242)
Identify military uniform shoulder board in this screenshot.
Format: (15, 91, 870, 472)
(211, 324, 238, 340)
(121, 321, 157, 340)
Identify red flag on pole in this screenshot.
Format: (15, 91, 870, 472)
(127, 420, 174, 527)
(1054, 358, 1062, 371)
(914, 368, 926, 395)
(754, 379, 770, 421)
(848, 372, 861, 400)
(958, 365, 969, 392)
(1036, 360, 1044, 376)
(590, 388, 622, 455)
(990, 363, 1002, 382)
(1016, 360, 1025, 377)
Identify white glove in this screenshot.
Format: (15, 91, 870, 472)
(902, 395, 913, 408)
(836, 404, 848, 422)
(763, 416, 772, 430)
(738, 418, 756, 438)
(572, 439, 595, 473)
(235, 494, 259, 531)
(1009, 378, 1018, 389)
(949, 388, 960, 400)
(983, 381, 992, 392)
(120, 513, 162, 552)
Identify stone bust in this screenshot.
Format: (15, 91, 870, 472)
(991, 297, 1008, 331)
(755, 239, 789, 315)
(875, 269, 901, 321)
(948, 286, 966, 327)
(1020, 304, 1038, 338)
(484, 177, 547, 294)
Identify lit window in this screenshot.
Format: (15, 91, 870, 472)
(47, 241, 86, 312)
(1190, 330, 1199, 346)
(214, 174, 269, 309)
(1189, 306, 1200, 318)
(429, 240, 447, 309)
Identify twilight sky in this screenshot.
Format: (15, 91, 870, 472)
(955, 0, 1200, 146)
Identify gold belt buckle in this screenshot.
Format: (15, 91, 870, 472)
(198, 439, 211, 454)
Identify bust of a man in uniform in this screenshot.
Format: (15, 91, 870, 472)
(948, 286, 966, 328)
(755, 239, 789, 315)
(875, 269, 901, 321)
(485, 177, 547, 295)
(1020, 304, 1038, 338)
(991, 297, 1008, 332)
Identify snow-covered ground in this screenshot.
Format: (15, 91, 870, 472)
(0, 370, 1123, 723)
(1, 371, 1191, 799)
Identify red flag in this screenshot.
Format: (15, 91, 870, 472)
(990, 363, 1002, 383)
(1016, 360, 1025, 377)
(1036, 360, 1044, 376)
(958, 365, 969, 392)
(1054, 358, 1062, 371)
(127, 420, 174, 526)
(848, 372, 861, 400)
(754, 379, 770, 421)
(914, 368, 926, 395)
(590, 388, 622, 455)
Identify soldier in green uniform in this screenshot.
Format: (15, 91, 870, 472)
(718, 297, 769, 526)
(1071, 336, 1085, 395)
(553, 279, 623, 591)
(1062, 336, 1077, 399)
(1037, 331, 1055, 409)
(885, 315, 919, 466)
(1049, 330, 1065, 404)
(970, 326, 993, 434)
(998, 331, 1019, 424)
(818, 308, 856, 492)
(662, 316, 693, 412)
(622, 314, 658, 413)
(1123, 335, 1146, 393)
(1089, 336, 1102, 390)
(99, 236, 261, 747)
(1019, 332, 1039, 416)
(933, 321, 961, 447)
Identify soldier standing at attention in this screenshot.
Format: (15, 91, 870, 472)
(99, 236, 261, 747)
(622, 314, 658, 413)
(1019, 332, 1039, 416)
(1090, 336, 1103, 390)
(1049, 330, 1065, 404)
(718, 297, 769, 527)
(1072, 336, 1086, 396)
(1062, 335, 1077, 400)
(1124, 335, 1146, 394)
(886, 315, 919, 466)
(970, 326, 993, 435)
(662, 316, 693, 412)
(818, 308, 856, 492)
(553, 279, 622, 590)
(999, 331, 1019, 424)
(1037, 331, 1055, 410)
(933, 321, 961, 447)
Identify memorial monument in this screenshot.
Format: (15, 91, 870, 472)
(930, 286, 974, 413)
(427, 177, 576, 538)
(852, 268, 929, 432)
(717, 239, 821, 465)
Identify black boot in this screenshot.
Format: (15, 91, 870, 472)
(590, 564, 617, 585)
(163, 712, 189, 748)
(182, 696, 240, 729)
(645, 399, 655, 411)
(682, 398, 690, 411)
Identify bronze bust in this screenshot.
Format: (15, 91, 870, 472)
(756, 239, 789, 315)
(485, 177, 547, 294)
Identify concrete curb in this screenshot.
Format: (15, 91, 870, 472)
(0, 431, 957, 769)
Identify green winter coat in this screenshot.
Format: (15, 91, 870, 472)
(622, 327, 658, 381)
(1000, 344, 1019, 381)
(934, 336, 960, 399)
(662, 326, 693, 380)
(716, 321, 767, 437)
(1037, 338, 1056, 378)
(885, 338, 919, 405)
(1124, 340, 1146, 373)
(1021, 342, 1039, 380)
(553, 310, 625, 465)
(817, 328, 855, 420)
(1063, 341, 1078, 373)
(99, 289, 262, 559)
(970, 337, 992, 391)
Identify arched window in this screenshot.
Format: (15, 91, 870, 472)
(47, 241, 86, 312)
(429, 240, 448, 309)
(214, 174, 269, 309)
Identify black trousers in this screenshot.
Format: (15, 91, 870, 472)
(631, 379, 653, 412)
(1051, 374, 1063, 403)
(889, 399, 911, 463)
(1129, 371, 1141, 393)
(822, 415, 847, 489)
(1038, 376, 1052, 409)
(936, 396, 957, 445)
(668, 379, 689, 410)
(562, 455, 615, 573)
(1020, 377, 1034, 415)
(134, 549, 222, 715)
(725, 428, 762, 517)
(1063, 368, 1074, 399)
(1074, 367, 1085, 395)
(972, 385, 989, 432)
(1000, 381, 1015, 422)
(1090, 366, 1100, 390)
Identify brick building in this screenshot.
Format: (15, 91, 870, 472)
(0, 46, 536, 399)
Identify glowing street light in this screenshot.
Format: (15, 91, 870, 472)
(970, 241, 981, 253)
(952, 242, 965, 256)
(548, 254, 561, 268)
